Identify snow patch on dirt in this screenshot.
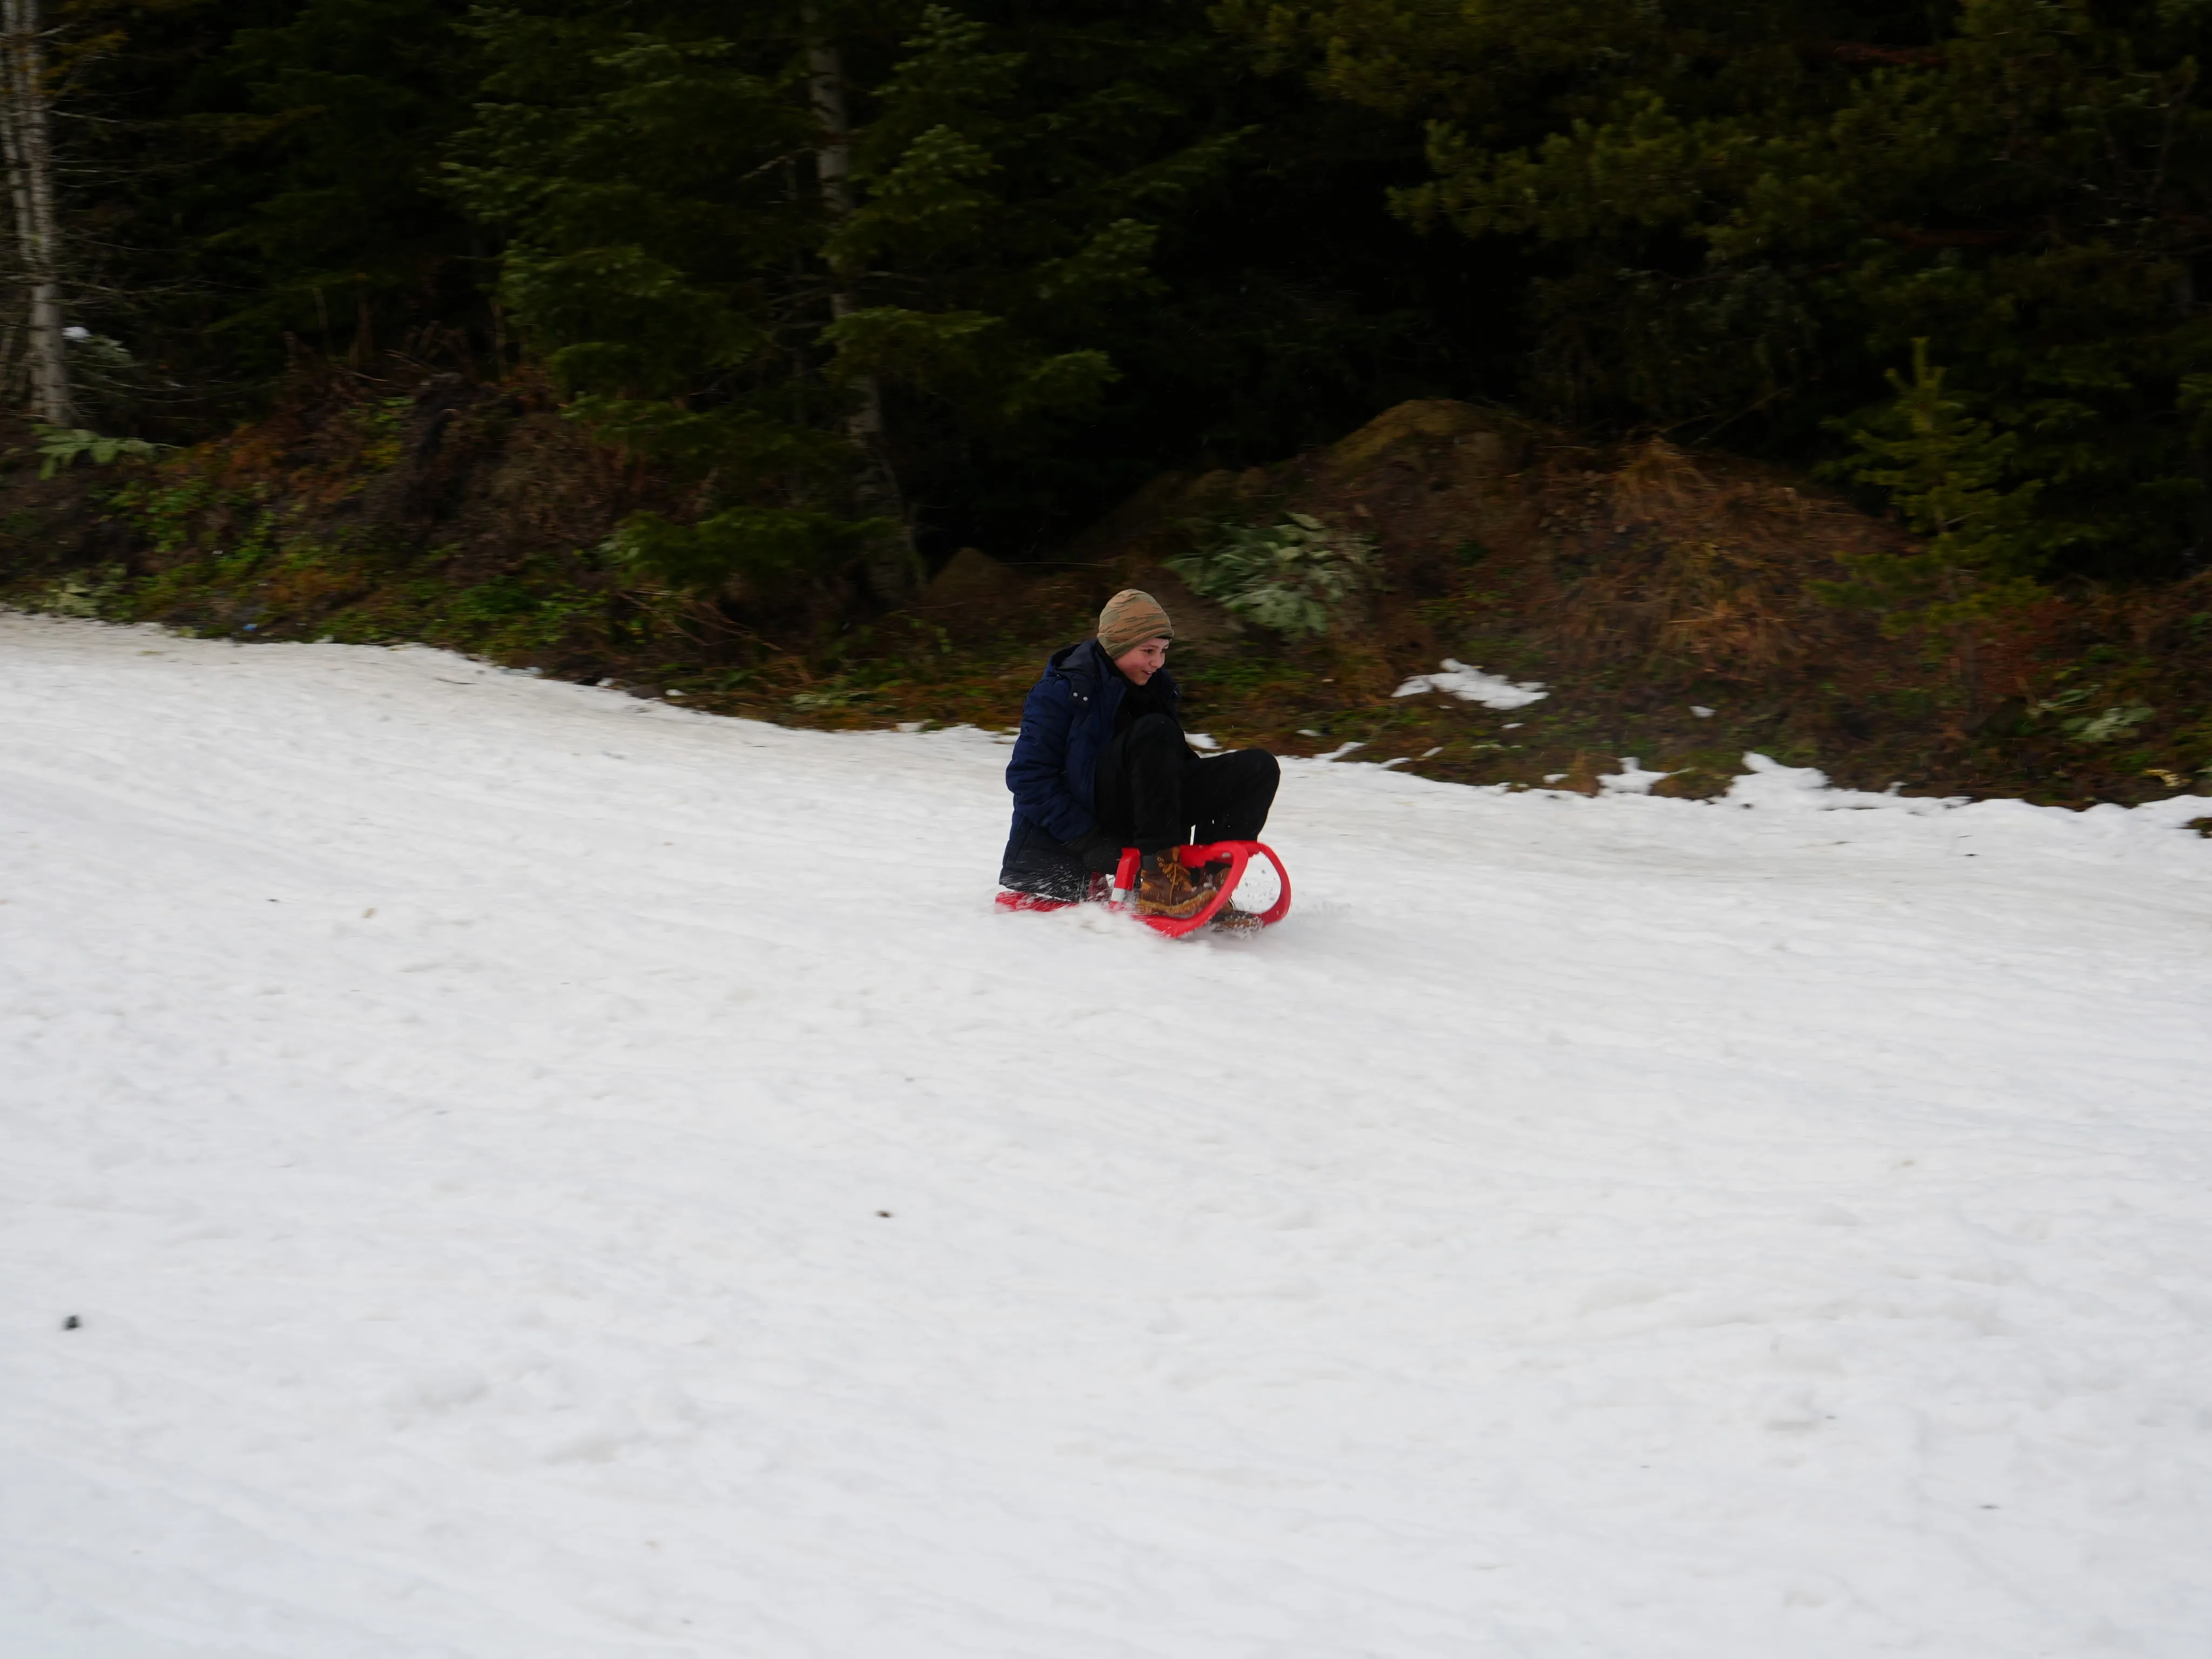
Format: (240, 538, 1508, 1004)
(1392, 657, 1550, 708)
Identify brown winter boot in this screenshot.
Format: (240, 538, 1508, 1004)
(1136, 851, 1221, 920)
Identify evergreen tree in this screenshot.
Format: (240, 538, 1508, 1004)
(827, 2, 1271, 549)
(1824, 341, 2051, 710)
(220, 0, 483, 363)
(824, 5, 1240, 444)
(1229, 0, 2212, 581)
(448, 1, 878, 592)
(49, 0, 489, 397)
(448, 1, 1264, 590)
(35, 1, 1482, 550)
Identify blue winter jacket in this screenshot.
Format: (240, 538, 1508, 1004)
(1002, 638, 1181, 868)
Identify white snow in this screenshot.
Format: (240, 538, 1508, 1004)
(1393, 658, 1549, 709)
(1722, 751, 1950, 813)
(5, 613, 2212, 1658)
(1599, 757, 1671, 795)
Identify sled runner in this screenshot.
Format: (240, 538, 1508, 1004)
(995, 839, 1292, 939)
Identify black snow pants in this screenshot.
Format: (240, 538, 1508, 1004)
(1093, 714, 1279, 857)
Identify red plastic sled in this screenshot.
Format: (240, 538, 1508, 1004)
(994, 839, 1292, 939)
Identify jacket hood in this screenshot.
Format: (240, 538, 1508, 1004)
(1047, 637, 1101, 679)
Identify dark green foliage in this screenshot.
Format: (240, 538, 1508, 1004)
(440, 1, 1281, 589)
(1819, 341, 2050, 704)
(449, 5, 816, 404)
(604, 507, 896, 590)
(822, 4, 1241, 434)
(1229, 0, 2212, 579)
(446, 2, 865, 587)
(45, 0, 1489, 557)
(56, 0, 486, 393)
(218, 0, 484, 351)
(439, 0, 1444, 582)
(29, 0, 2212, 598)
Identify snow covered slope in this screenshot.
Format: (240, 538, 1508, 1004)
(3, 613, 2210, 1658)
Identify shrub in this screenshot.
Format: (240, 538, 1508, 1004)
(1166, 512, 1373, 638)
(29, 425, 166, 480)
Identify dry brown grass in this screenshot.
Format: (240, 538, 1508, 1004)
(1533, 439, 1889, 680)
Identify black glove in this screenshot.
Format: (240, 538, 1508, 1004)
(1070, 830, 1126, 874)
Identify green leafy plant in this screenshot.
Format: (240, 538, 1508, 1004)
(40, 564, 129, 617)
(104, 476, 223, 554)
(601, 508, 891, 593)
(434, 575, 601, 654)
(2062, 704, 2155, 744)
(790, 677, 880, 711)
(30, 425, 166, 480)
(1166, 511, 1373, 638)
(2031, 684, 2157, 745)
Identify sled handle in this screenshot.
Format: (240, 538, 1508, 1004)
(1181, 840, 1292, 928)
(1112, 845, 1141, 905)
(1111, 839, 1292, 936)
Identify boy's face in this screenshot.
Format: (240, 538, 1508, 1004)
(1113, 637, 1170, 685)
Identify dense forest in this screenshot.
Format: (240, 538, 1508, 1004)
(2, 0, 2209, 805)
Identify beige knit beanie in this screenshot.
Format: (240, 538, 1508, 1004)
(1097, 589, 1173, 657)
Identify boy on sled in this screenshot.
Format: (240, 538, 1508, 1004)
(999, 589, 1279, 928)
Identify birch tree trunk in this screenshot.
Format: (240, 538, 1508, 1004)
(0, 0, 69, 427)
(804, 10, 921, 602)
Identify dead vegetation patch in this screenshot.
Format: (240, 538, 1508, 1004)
(1526, 439, 1888, 682)
(2, 383, 2206, 809)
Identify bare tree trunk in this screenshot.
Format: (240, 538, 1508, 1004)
(0, 0, 69, 427)
(804, 9, 921, 602)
